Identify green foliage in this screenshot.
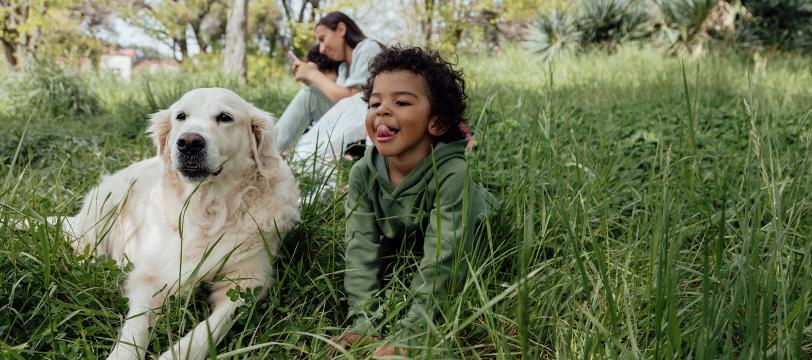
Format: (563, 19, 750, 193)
(526, 0, 739, 60)
(0, 0, 109, 67)
(2, 47, 812, 358)
(526, 0, 812, 60)
(525, 0, 647, 62)
(524, 9, 582, 62)
(0, 231, 127, 358)
(287, 21, 317, 57)
(248, 0, 283, 54)
(651, 0, 720, 51)
(736, 0, 812, 52)
(575, 0, 648, 46)
(0, 61, 100, 118)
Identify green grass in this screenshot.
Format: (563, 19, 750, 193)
(1, 45, 811, 358)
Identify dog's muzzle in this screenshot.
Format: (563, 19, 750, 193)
(175, 132, 220, 181)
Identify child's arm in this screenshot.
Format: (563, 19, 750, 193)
(343, 164, 384, 336)
(397, 168, 478, 339)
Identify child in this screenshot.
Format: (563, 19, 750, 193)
(334, 46, 498, 356)
(306, 43, 341, 82)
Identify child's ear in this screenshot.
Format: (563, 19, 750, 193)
(428, 116, 449, 137)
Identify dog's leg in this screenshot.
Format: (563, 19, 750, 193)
(108, 269, 168, 360)
(157, 289, 242, 360)
(157, 276, 270, 360)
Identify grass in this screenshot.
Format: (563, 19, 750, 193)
(1, 44, 811, 358)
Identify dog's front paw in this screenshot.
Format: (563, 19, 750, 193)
(158, 341, 211, 360)
(157, 349, 191, 360)
(107, 343, 144, 360)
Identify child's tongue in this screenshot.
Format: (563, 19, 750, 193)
(376, 125, 396, 139)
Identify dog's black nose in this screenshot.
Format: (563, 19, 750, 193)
(176, 133, 205, 154)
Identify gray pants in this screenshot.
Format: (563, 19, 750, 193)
(275, 85, 334, 152)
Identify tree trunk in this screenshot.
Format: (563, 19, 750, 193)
(225, 0, 248, 82)
(175, 32, 189, 61)
(297, 0, 308, 23)
(423, 0, 434, 44)
(1, 38, 17, 69)
(26, 2, 47, 53)
(310, 0, 319, 21)
(280, 0, 292, 21)
(191, 21, 209, 53)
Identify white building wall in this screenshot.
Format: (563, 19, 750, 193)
(100, 55, 133, 80)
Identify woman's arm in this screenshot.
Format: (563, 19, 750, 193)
(295, 62, 358, 103)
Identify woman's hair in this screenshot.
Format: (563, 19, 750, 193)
(306, 44, 340, 73)
(316, 12, 366, 49)
(362, 46, 468, 143)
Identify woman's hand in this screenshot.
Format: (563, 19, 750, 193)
(293, 61, 320, 84)
(373, 344, 408, 357)
(290, 59, 302, 75)
(328, 332, 379, 353)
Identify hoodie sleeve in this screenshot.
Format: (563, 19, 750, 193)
(343, 162, 384, 336)
(396, 163, 478, 343)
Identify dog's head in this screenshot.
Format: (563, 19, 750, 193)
(148, 88, 278, 183)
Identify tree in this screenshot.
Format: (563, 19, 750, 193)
(247, 0, 282, 54)
(0, 0, 112, 69)
(224, 0, 247, 81)
(117, 0, 223, 61)
(402, 0, 547, 53)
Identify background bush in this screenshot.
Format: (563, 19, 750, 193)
(524, 0, 812, 62)
(0, 61, 100, 119)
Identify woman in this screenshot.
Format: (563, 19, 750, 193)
(275, 11, 384, 155)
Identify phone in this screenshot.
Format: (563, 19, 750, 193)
(286, 50, 300, 65)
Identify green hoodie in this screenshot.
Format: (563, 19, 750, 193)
(343, 138, 498, 342)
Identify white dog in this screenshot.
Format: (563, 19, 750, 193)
(58, 88, 299, 359)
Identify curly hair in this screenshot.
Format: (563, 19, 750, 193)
(362, 46, 468, 143)
(306, 44, 340, 73)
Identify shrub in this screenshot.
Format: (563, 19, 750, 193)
(576, 0, 648, 47)
(736, 0, 812, 53)
(524, 9, 583, 62)
(524, 0, 648, 62)
(2, 60, 100, 118)
(653, 0, 718, 51)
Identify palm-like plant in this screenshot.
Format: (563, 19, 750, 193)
(650, 0, 725, 57)
(736, 0, 812, 52)
(524, 9, 583, 62)
(576, 0, 649, 46)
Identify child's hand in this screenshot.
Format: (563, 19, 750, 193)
(294, 62, 319, 84)
(373, 344, 407, 357)
(328, 332, 379, 353)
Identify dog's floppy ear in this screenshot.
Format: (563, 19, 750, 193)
(148, 108, 172, 156)
(248, 107, 278, 178)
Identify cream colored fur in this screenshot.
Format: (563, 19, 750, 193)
(61, 88, 299, 360)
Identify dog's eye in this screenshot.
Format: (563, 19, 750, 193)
(216, 112, 233, 123)
(176, 112, 187, 121)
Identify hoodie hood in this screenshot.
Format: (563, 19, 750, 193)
(363, 138, 468, 195)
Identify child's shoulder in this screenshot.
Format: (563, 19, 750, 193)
(431, 140, 470, 174)
(348, 155, 372, 179)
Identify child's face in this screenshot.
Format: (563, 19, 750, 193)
(365, 70, 446, 161)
